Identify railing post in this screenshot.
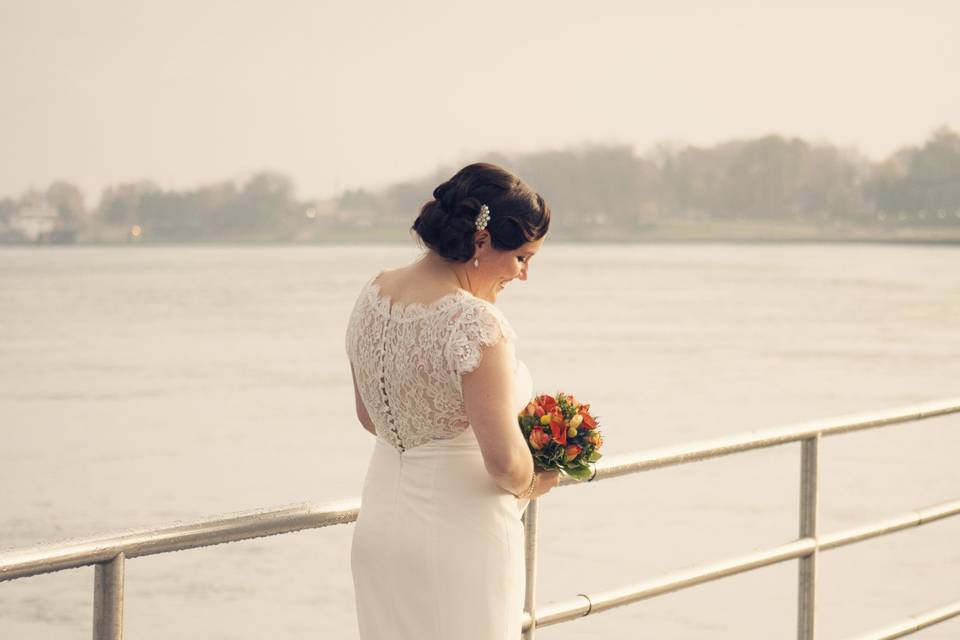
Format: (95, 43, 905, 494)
(521, 498, 539, 639)
(798, 434, 820, 640)
(92, 552, 125, 640)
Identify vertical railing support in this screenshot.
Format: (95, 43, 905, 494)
(521, 498, 539, 639)
(797, 434, 820, 640)
(93, 552, 125, 640)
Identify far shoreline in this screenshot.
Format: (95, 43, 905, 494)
(4, 235, 960, 248)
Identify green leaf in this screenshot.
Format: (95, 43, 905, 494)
(588, 451, 602, 462)
(564, 464, 594, 481)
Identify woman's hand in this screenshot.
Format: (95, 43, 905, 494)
(528, 469, 561, 500)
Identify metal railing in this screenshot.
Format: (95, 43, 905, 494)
(2, 397, 958, 640)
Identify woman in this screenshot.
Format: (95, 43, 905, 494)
(345, 162, 561, 639)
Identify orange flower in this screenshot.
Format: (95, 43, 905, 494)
(548, 409, 567, 445)
(586, 432, 603, 448)
(564, 443, 582, 461)
(529, 427, 551, 450)
(524, 401, 538, 417)
(579, 408, 597, 430)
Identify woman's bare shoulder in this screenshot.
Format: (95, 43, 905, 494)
(371, 266, 407, 289)
(373, 265, 463, 304)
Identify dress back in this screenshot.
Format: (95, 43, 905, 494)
(345, 271, 528, 453)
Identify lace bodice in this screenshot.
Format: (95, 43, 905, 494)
(345, 271, 531, 452)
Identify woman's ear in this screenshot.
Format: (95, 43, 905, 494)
(475, 229, 490, 250)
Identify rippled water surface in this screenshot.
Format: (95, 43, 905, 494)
(1, 243, 958, 639)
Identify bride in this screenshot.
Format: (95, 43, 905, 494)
(345, 162, 561, 639)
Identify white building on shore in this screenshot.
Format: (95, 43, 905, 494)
(10, 203, 58, 241)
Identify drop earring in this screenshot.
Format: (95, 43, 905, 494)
(473, 257, 479, 268)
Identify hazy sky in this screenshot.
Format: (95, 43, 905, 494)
(2, 0, 958, 202)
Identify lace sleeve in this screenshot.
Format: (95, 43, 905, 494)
(447, 300, 519, 376)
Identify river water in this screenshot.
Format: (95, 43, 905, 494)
(1, 243, 958, 639)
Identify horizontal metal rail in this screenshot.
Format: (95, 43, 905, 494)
(524, 538, 816, 630)
(571, 396, 960, 485)
(842, 600, 960, 640)
(3, 398, 955, 582)
(819, 499, 960, 551)
(0, 500, 360, 582)
(1, 397, 958, 640)
(518, 497, 960, 631)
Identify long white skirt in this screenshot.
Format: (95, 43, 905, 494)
(351, 426, 531, 639)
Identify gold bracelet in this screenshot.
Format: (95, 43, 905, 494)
(515, 468, 537, 500)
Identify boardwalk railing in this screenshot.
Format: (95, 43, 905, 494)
(2, 398, 959, 640)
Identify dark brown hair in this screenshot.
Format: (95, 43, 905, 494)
(411, 162, 550, 262)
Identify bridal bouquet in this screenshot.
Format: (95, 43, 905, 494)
(517, 392, 603, 480)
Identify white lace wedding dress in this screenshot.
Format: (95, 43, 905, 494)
(345, 271, 534, 640)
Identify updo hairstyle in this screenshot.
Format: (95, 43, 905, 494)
(411, 162, 550, 263)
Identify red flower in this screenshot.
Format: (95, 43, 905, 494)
(548, 409, 567, 445)
(529, 427, 550, 450)
(564, 443, 582, 461)
(579, 407, 597, 430)
(538, 394, 558, 413)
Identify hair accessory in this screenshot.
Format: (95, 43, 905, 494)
(475, 204, 491, 231)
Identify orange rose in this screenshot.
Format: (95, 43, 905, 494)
(564, 443, 582, 461)
(586, 432, 603, 448)
(529, 427, 551, 450)
(524, 401, 538, 416)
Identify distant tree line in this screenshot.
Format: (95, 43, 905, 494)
(95, 172, 306, 243)
(325, 125, 960, 239)
(2, 127, 958, 244)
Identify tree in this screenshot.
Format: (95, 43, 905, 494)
(864, 126, 960, 226)
(45, 181, 86, 228)
(97, 181, 159, 227)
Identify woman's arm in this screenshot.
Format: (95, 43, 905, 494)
(461, 337, 535, 496)
(350, 362, 376, 436)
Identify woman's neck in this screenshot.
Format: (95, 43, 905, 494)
(414, 251, 488, 301)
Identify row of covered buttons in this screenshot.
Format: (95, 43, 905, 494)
(379, 317, 405, 453)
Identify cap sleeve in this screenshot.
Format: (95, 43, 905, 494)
(447, 300, 518, 376)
